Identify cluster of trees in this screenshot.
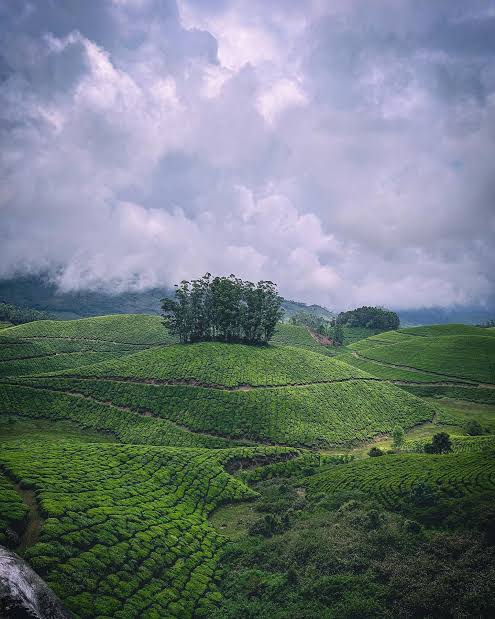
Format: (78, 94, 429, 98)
(161, 274, 284, 344)
(477, 319, 495, 328)
(337, 306, 400, 330)
(0, 302, 52, 325)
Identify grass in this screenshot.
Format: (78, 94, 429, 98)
(0, 439, 294, 618)
(338, 352, 453, 383)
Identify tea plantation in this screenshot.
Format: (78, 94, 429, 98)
(0, 440, 295, 618)
(1, 315, 495, 617)
(306, 448, 495, 508)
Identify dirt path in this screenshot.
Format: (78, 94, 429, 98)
(15, 485, 42, 555)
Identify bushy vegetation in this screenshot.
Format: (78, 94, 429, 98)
(307, 449, 495, 510)
(337, 306, 400, 330)
(211, 457, 495, 618)
(0, 302, 53, 325)
(0, 439, 294, 618)
(162, 274, 283, 344)
(401, 323, 495, 337)
(0, 472, 28, 545)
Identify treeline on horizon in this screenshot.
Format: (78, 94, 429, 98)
(0, 302, 53, 325)
(337, 305, 400, 330)
(161, 274, 284, 344)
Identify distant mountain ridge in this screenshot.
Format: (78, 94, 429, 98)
(0, 275, 492, 325)
(0, 276, 335, 321)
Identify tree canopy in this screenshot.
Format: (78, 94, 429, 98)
(337, 306, 400, 330)
(0, 302, 52, 325)
(161, 274, 284, 344)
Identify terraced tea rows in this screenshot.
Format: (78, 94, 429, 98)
(0, 314, 174, 346)
(349, 331, 495, 384)
(403, 434, 495, 454)
(61, 342, 366, 387)
(0, 351, 128, 378)
(0, 383, 240, 449)
(338, 352, 455, 383)
(306, 449, 495, 507)
(0, 440, 295, 618)
(12, 376, 436, 447)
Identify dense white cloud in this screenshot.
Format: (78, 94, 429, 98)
(1, 0, 494, 309)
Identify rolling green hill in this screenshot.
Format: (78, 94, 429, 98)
(400, 323, 495, 337)
(1, 331, 437, 448)
(349, 330, 495, 384)
(306, 448, 495, 507)
(58, 342, 366, 386)
(0, 314, 173, 346)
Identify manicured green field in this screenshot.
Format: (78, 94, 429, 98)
(306, 449, 495, 507)
(0, 440, 294, 618)
(350, 333, 495, 384)
(402, 384, 495, 405)
(0, 314, 174, 346)
(12, 376, 436, 447)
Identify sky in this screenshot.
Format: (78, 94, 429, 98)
(1, 0, 494, 310)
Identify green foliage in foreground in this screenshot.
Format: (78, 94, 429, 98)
(350, 332, 495, 384)
(0, 472, 27, 545)
(0, 440, 295, 618)
(0, 314, 174, 346)
(15, 377, 436, 447)
(61, 341, 364, 386)
(212, 470, 495, 618)
(306, 449, 495, 508)
(0, 383, 239, 449)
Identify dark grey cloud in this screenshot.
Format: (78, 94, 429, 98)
(0, 0, 494, 309)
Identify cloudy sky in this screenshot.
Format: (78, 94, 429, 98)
(1, 0, 494, 310)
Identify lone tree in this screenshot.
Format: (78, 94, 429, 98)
(392, 426, 405, 450)
(424, 432, 452, 454)
(161, 274, 284, 344)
